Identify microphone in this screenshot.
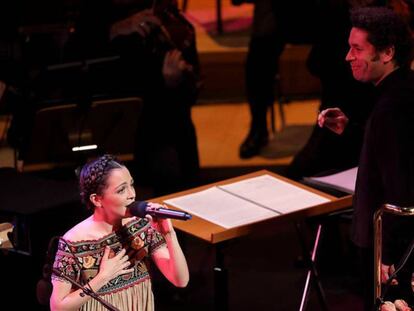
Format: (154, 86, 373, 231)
(127, 201, 192, 221)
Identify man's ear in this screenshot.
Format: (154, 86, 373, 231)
(381, 45, 395, 63)
(90, 193, 102, 208)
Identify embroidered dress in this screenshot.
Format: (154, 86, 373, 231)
(52, 218, 166, 311)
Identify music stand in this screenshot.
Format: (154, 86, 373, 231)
(150, 170, 353, 310)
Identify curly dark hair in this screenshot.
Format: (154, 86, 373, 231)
(351, 6, 414, 67)
(78, 154, 124, 209)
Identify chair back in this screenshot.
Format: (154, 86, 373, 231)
(23, 96, 143, 171)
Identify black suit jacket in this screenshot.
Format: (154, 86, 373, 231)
(352, 68, 414, 265)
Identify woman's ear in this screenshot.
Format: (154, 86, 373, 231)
(89, 193, 102, 209)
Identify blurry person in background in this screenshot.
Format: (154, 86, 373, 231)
(236, 0, 318, 159)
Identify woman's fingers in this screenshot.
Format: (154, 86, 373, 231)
(114, 248, 126, 259)
(118, 267, 135, 276)
(102, 246, 111, 259)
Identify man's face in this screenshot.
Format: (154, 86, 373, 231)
(345, 27, 391, 85)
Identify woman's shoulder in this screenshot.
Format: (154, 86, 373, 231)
(62, 217, 100, 243)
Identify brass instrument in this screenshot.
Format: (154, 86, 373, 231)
(0, 222, 14, 250)
(373, 203, 414, 308)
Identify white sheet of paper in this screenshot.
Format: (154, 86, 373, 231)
(164, 174, 330, 228)
(165, 187, 277, 228)
(220, 175, 330, 214)
(304, 167, 358, 194)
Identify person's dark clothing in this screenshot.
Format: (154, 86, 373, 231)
(98, 1, 200, 195)
(352, 68, 414, 306)
(245, 0, 281, 137)
(352, 68, 414, 249)
(246, 0, 318, 130)
(241, 0, 318, 158)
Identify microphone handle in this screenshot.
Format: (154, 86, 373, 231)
(149, 207, 192, 220)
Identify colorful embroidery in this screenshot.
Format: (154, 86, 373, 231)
(52, 218, 166, 295)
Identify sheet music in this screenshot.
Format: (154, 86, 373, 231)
(164, 174, 330, 228)
(220, 175, 330, 214)
(303, 167, 358, 194)
(165, 187, 277, 228)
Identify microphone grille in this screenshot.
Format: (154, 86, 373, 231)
(127, 201, 148, 218)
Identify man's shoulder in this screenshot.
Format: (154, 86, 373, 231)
(393, 68, 414, 88)
(379, 70, 414, 104)
(401, 69, 414, 85)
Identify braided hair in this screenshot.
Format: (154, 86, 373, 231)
(78, 154, 124, 209)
